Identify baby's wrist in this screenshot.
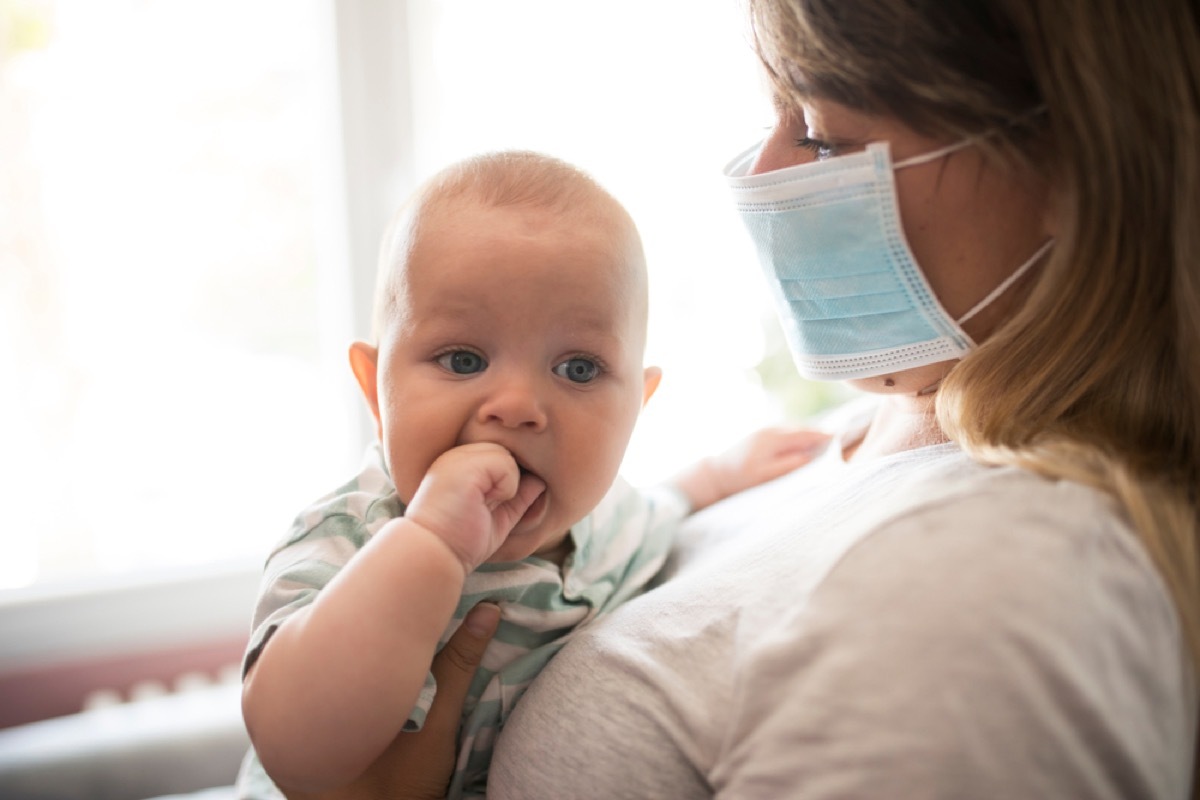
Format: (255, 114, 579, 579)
(394, 514, 477, 579)
(673, 459, 724, 513)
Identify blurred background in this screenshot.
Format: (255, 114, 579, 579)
(0, 2, 859, 794)
(1, 0, 848, 596)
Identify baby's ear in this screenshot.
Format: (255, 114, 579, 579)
(348, 341, 383, 438)
(641, 366, 662, 407)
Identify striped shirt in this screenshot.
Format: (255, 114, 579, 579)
(236, 444, 688, 799)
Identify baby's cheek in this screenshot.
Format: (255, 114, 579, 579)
(380, 421, 444, 506)
(388, 457, 425, 507)
(573, 463, 622, 517)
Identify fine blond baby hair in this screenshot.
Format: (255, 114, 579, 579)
(370, 150, 647, 343)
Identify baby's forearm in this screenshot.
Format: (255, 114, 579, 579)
(671, 459, 725, 513)
(672, 427, 832, 512)
(241, 517, 467, 794)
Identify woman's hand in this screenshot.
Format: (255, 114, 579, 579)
(281, 602, 502, 800)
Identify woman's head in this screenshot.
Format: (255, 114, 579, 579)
(746, 0, 1200, 675)
(745, 0, 1198, 421)
(737, 2, 1062, 404)
(730, 105, 1053, 395)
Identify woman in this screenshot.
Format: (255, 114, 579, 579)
(299, 0, 1199, 796)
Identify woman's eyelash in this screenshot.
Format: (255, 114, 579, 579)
(795, 136, 834, 157)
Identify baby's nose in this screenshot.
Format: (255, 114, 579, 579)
(477, 376, 548, 431)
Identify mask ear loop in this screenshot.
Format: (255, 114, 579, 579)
(913, 238, 1052, 399)
(957, 238, 1055, 325)
(890, 134, 1055, 326)
(893, 138, 976, 169)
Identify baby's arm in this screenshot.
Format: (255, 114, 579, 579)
(241, 442, 545, 795)
(672, 426, 831, 512)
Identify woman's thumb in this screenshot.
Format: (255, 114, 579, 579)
(423, 602, 500, 734)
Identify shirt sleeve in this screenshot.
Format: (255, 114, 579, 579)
(712, 482, 1194, 799)
(569, 480, 692, 616)
(241, 512, 368, 677)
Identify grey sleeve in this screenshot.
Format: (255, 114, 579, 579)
(712, 485, 1195, 799)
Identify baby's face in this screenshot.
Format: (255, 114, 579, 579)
(372, 198, 654, 562)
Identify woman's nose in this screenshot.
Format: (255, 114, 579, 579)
(749, 115, 815, 175)
(750, 124, 797, 175)
(476, 375, 548, 431)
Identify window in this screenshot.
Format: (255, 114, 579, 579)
(3, 0, 828, 593)
(2, 0, 358, 589)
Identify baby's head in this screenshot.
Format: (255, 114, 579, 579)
(350, 151, 660, 563)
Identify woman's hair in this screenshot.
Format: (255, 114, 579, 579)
(749, 0, 1200, 735)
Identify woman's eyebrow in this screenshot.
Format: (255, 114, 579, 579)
(771, 92, 794, 117)
(770, 90, 811, 124)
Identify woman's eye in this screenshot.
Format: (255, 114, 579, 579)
(436, 350, 487, 374)
(553, 357, 600, 384)
(795, 136, 835, 160)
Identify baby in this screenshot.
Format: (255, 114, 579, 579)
(237, 150, 828, 799)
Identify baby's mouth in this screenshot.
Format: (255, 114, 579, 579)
(517, 463, 543, 485)
(512, 462, 549, 528)
(515, 459, 550, 501)
(512, 456, 538, 479)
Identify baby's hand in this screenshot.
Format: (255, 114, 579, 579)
(674, 426, 832, 512)
(403, 443, 546, 575)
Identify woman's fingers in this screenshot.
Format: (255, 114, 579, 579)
(425, 602, 502, 737)
(281, 603, 501, 800)
(362, 602, 501, 799)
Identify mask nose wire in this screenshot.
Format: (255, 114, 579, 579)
(956, 238, 1055, 325)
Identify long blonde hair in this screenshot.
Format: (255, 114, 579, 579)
(749, 0, 1200, 773)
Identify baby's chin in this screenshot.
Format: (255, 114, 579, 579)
(484, 486, 577, 564)
(487, 527, 573, 565)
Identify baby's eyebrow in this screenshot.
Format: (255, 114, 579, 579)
(562, 307, 633, 338)
(401, 311, 471, 338)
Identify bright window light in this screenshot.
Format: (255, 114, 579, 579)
(2, 0, 828, 592)
(1, 0, 356, 589)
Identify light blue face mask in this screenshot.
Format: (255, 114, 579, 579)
(724, 139, 1053, 382)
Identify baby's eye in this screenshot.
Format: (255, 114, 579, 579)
(553, 357, 600, 384)
(436, 350, 487, 374)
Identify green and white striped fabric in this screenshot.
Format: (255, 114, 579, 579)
(236, 444, 688, 800)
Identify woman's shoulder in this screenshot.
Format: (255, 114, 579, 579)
(714, 463, 1193, 798)
(898, 459, 1146, 558)
(850, 460, 1174, 636)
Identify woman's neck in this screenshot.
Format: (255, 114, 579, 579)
(842, 393, 948, 462)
